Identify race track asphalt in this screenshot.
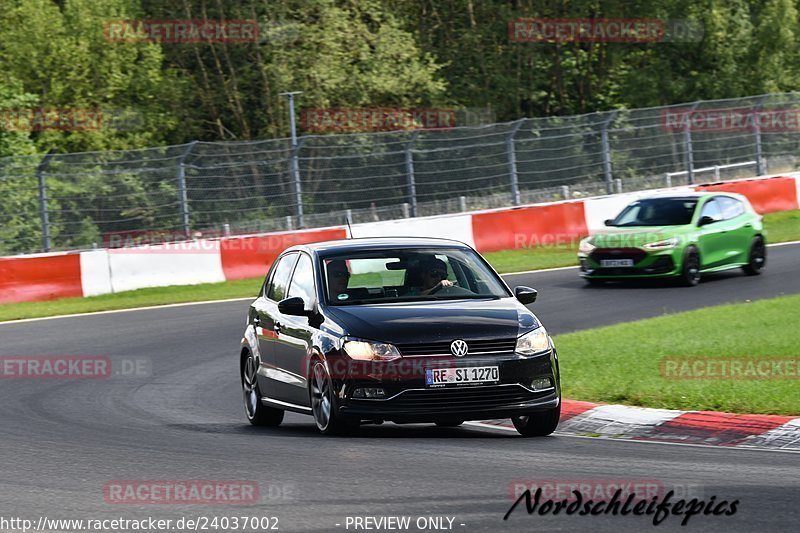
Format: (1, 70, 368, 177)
(1, 243, 798, 532)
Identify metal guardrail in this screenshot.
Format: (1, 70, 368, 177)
(1, 92, 799, 255)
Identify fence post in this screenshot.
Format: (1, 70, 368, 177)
(36, 149, 58, 252)
(507, 120, 524, 206)
(753, 95, 767, 176)
(290, 136, 306, 228)
(684, 102, 700, 184)
(177, 141, 197, 239)
(602, 110, 618, 194)
(405, 132, 419, 217)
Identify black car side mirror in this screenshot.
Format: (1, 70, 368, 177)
(278, 296, 310, 316)
(698, 215, 716, 227)
(514, 286, 537, 305)
(604, 218, 614, 226)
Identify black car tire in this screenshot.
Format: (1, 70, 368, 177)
(242, 351, 284, 426)
(434, 420, 464, 427)
(511, 405, 560, 437)
(309, 360, 358, 435)
(679, 246, 701, 286)
(742, 236, 766, 276)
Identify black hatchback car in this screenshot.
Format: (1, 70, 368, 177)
(239, 237, 561, 436)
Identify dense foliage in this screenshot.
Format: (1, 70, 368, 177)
(1, 0, 798, 153)
(1, 0, 799, 254)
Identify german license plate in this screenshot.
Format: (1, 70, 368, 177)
(425, 366, 499, 387)
(601, 259, 634, 267)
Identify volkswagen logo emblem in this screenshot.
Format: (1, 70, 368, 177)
(450, 339, 469, 357)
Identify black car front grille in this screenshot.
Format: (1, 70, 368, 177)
(357, 384, 542, 412)
(395, 338, 517, 356)
(589, 247, 647, 264)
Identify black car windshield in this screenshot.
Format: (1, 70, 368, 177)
(609, 198, 698, 227)
(321, 248, 510, 306)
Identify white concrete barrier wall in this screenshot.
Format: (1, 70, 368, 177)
(4, 173, 796, 302)
(351, 214, 475, 247)
(105, 241, 226, 293)
(79, 250, 113, 297)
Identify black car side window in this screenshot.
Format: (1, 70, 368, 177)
(287, 254, 315, 306)
(700, 199, 723, 223)
(267, 253, 298, 301)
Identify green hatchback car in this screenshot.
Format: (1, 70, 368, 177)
(578, 192, 766, 286)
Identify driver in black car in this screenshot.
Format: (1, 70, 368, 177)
(406, 257, 453, 296)
(326, 259, 352, 301)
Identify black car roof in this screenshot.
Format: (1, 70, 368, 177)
(284, 236, 471, 255)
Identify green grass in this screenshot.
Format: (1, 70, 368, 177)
(763, 209, 800, 243)
(0, 277, 265, 322)
(554, 294, 800, 415)
(1, 209, 799, 322)
(484, 245, 579, 273)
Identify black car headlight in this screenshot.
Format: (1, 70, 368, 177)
(343, 339, 402, 361)
(515, 327, 550, 355)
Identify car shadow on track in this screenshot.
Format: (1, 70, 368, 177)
(167, 421, 526, 439)
(580, 270, 747, 290)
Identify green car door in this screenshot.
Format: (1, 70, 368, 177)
(716, 196, 756, 264)
(695, 197, 729, 269)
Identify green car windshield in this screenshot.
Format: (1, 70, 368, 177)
(609, 198, 698, 227)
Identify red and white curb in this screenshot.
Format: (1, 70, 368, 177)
(479, 400, 800, 450)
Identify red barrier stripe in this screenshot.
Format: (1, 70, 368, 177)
(0, 253, 83, 304)
(694, 176, 798, 214)
(560, 399, 601, 422)
(220, 227, 347, 281)
(650, 411, 794, 446)
(471, 201, 588, 253)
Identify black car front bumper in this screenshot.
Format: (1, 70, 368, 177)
(334, 350, 560, 423)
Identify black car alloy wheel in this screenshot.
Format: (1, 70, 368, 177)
(511, 404, 560, 437)
(309, 360, 357, 435)
(310, 362, 332, 431)
(242, 351, 284, 426)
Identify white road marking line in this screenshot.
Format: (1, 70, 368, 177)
(0, 296, 255, 325)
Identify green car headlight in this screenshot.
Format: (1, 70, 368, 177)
(515, 327, 550, 355)
(578, 238, 596, 254)
(642, 237, 679, 250)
